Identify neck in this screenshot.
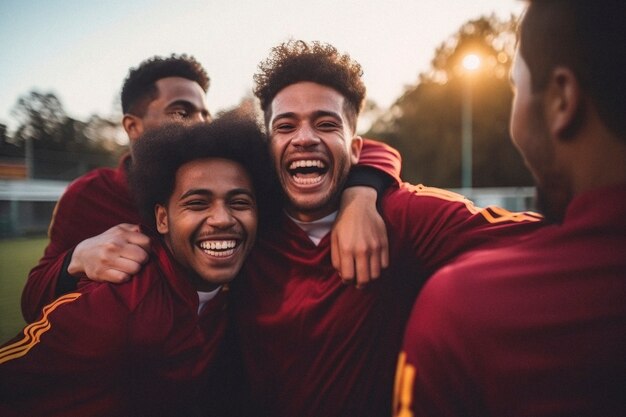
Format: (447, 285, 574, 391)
(285, 198, 340, 223)
(561, 126, 626, 196)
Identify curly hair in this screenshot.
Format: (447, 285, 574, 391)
(128, 110, 281, 232)
(121, 54, 210, 116)
(253, 40, 366, 131)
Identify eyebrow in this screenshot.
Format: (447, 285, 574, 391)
(271, 110, 343, 125)
(165, 100, 194, 108)
(179, 187, 255, 200)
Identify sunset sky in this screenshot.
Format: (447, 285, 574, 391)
(0, 0, 525, 130)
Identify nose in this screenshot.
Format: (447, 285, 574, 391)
(206, 202, 236, 229)
(291, 124, 320, 148)
(191, 110, 210, 124)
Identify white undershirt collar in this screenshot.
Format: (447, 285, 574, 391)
(196, 286, 221, 314)
(287, 211, 337, 246)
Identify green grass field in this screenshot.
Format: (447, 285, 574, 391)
(0, 236, 48, 342)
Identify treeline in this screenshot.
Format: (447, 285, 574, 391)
(0, 92, 126, 181)
(367, 14, 533, 188)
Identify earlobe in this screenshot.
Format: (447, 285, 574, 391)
(546, 67, 582, 140)
(350, 136, 363, 165)
(155, 205, 169, 234)
(122, 114, 143, 142)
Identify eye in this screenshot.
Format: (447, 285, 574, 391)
(230, 197, 255, 210)
(317, 120, 339, 131)
(273, 122, 295, 133)
(183, 199, 209, 210)
(168, 109, 189, 119)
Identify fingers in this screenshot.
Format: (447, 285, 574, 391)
(118, 236, 151, 262)
(99, 256, 145, 283)
(69, 224, 151, 283)
(121, 227, 152, 251)
(336, 234, 389, 289)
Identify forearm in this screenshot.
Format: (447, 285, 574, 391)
(21, 248, 77, 323)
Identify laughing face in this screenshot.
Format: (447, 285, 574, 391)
(269, 81, 362, 222)
(156, 158, 257, 291)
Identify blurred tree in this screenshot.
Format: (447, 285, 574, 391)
(7, 91, 125, 180)
(0, 123, 23, 158)
(368, 14, 532, 188)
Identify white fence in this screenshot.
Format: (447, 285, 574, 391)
(0, 180, 68, 237)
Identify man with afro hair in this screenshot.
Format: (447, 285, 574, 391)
(1, 113, 272, 416)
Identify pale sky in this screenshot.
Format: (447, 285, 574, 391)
(0, 0, 525, 132)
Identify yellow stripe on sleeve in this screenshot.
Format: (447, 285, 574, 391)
(412, 184, 542, 224)
(0, 293, 82, 365)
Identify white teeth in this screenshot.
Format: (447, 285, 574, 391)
(293, 176, 323, 185)
(289, 160, 325, 170)
(200, 240, 236, 250)
(199, 240, 237, 257)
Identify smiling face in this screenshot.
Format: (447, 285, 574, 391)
(156, 158, 257, 291)
(127, 76, 211, 142)
(269, 81, 362, 222)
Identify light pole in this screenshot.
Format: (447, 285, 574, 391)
(461, 53, 481, 190)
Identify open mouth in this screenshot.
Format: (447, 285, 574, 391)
(198, 240, 238, 257)
(287, 159, 328, 185)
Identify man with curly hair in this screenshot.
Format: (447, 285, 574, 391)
(21, 53, 402, 323)
(0, 114, 273, 416)
(230, 40, 542, 417)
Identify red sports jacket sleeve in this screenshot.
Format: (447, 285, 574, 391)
(357, 138, 402, 186)
(21, 161, 140, 323)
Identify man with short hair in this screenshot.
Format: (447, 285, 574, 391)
(21, 54, 401, 323)
(230, 40, 542, 417)
(21, 54, 212, 321)
(394, 2, 626, 416)
(0, 114, 273, 417)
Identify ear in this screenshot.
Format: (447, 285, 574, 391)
(350, 135, 363, 165)
(544, 67, 582, 140)
(122, 114, 144, 142)
(155, 204, 169, 235)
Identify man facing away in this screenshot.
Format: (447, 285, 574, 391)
(0, 113, 274, 416)
(394, 1, 626, 416)
(230, 40, 543, 417)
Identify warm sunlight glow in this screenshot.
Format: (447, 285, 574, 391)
(462, 53, 481, 71)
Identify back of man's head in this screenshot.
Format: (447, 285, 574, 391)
(121, 54, 210, 117)
(253, 40, 366, 132)
(520, 0, 626, 141)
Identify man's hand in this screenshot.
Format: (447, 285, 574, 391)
(331, 186, 389, 288)
(67, 224, 151, 283)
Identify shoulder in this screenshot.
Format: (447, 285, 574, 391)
(64, 167, 118, 195)
(411, 242, 531, 332)
(113, 259, 167, 312)
(57, 167, 120, 210)
(383, 183, 475, 209)
(382, 183, 542, 226)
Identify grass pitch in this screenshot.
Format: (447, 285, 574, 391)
(0, 236, 48, 342)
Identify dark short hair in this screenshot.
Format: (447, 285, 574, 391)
(129, 110, 281, 230)
(520, 0, 626, 140)
(121, 54, 210, 116)
(253, 40, 366, 132)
